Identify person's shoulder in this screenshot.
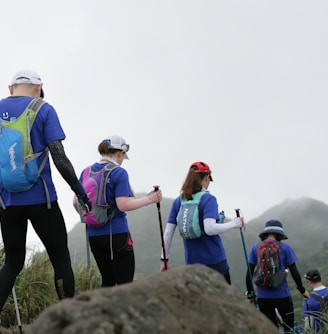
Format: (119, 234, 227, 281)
(38, 99, 56, 113)
(201, 191, 217, 201)
(110, 165, 127, 177)
(280, 242, 293, 250)
(170, 196, 181, 209)
(173, 196, 181, 204)
(252, 242, 260, 250)
(322, 286, 328, 295)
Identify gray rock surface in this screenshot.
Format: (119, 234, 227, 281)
(26, 264, 279, 334)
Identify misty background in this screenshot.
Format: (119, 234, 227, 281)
(0, 1, 327, 251)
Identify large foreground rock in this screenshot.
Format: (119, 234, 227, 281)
(27, 264, 278, 334)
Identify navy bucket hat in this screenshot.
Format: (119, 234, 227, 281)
(259, 220, 288, 240)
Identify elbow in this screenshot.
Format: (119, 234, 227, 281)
(116, 197, 131, 212)
(204, 225, 215, 236)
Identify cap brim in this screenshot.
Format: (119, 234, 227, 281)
(259, 231, 288, 240)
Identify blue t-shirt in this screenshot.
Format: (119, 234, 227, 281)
(303, 286, 328, 333)
(0, 96, 65, 206)
(248, 239, 297, 298)
(80, 163, 133, 237)
(168, 192, 227, 265)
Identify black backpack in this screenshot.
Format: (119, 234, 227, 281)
(253, 240, 287, 289)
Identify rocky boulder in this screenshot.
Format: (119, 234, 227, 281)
(26, 264, 278, 334)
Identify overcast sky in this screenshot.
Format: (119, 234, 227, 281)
(1, 1, 328, 251)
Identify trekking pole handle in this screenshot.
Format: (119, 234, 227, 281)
(235, 208, 241, 218)
(153, 185, 160, 209)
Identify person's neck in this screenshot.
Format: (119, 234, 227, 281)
(99, 156, 118, 165)
(312, 282, 325, 289)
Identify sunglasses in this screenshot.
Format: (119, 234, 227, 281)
(121, 143, 129, 152)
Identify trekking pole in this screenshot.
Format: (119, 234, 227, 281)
(153, 186, 167, 270)
(305, 299, 312, 330)
(12, 287, 23, 334)
(235, 208, 258, 309)
(77, 203, 91, 268)
(85, 225, 91, 269)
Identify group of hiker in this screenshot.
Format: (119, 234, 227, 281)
(0, 70, 326, 333)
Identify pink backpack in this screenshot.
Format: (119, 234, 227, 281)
(81, 163, 119, 228)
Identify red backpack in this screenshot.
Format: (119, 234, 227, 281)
(253, 240, 287, 289)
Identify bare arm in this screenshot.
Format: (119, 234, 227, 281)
(115, 191, 162, 212)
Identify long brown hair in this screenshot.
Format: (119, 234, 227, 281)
(180, 169, 208, 200)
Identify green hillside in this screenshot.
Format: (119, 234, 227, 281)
(68, 196, 328, 297)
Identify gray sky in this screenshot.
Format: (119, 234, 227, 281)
(1, 1, 328, 251)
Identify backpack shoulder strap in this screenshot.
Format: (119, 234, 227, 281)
(181, 191, 207, 204)
(192, 190, 207, 201)
(25, 98, 51, 208)
(310, 291, 324, 303)
(95, 163, 119, 206)
(26, 97, 45, 113)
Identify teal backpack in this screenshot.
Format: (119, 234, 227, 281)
(0, 98, 49, 208)
(176, 191, 207, 239)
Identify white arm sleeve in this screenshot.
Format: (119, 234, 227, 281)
(161, 223, 176, 260)
(204, 217, 242, 236)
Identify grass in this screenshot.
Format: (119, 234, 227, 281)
(0, 246, 101, 328)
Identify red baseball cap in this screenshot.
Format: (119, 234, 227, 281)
(190, 161, 213, 181)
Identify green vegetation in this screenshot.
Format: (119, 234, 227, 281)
(0, 247, 101, 327)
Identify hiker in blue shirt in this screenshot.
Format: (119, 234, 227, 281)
(159, 161, 245, 284)
(73, 135, 162, 287)
(246, 220, 309, 333)
(303, 269, 328, 333)
(0, 70, 91, 317)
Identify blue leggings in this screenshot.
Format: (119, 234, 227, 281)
(0, 202, 74, 311)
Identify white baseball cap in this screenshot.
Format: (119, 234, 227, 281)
(10, 70, 44, 98)
(103, 135, 129, 159)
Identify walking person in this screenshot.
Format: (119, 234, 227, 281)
(0, 70, 91, 316)
(159, 161, 245, 284)
(303, 269, 328, 333)
(73, 135, 162, 287)
(245, 220, 309, 333)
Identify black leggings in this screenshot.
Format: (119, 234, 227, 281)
(257, 296, 294, 333)
(0, 202, 74, 312)
(89, 232, 135, 287)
